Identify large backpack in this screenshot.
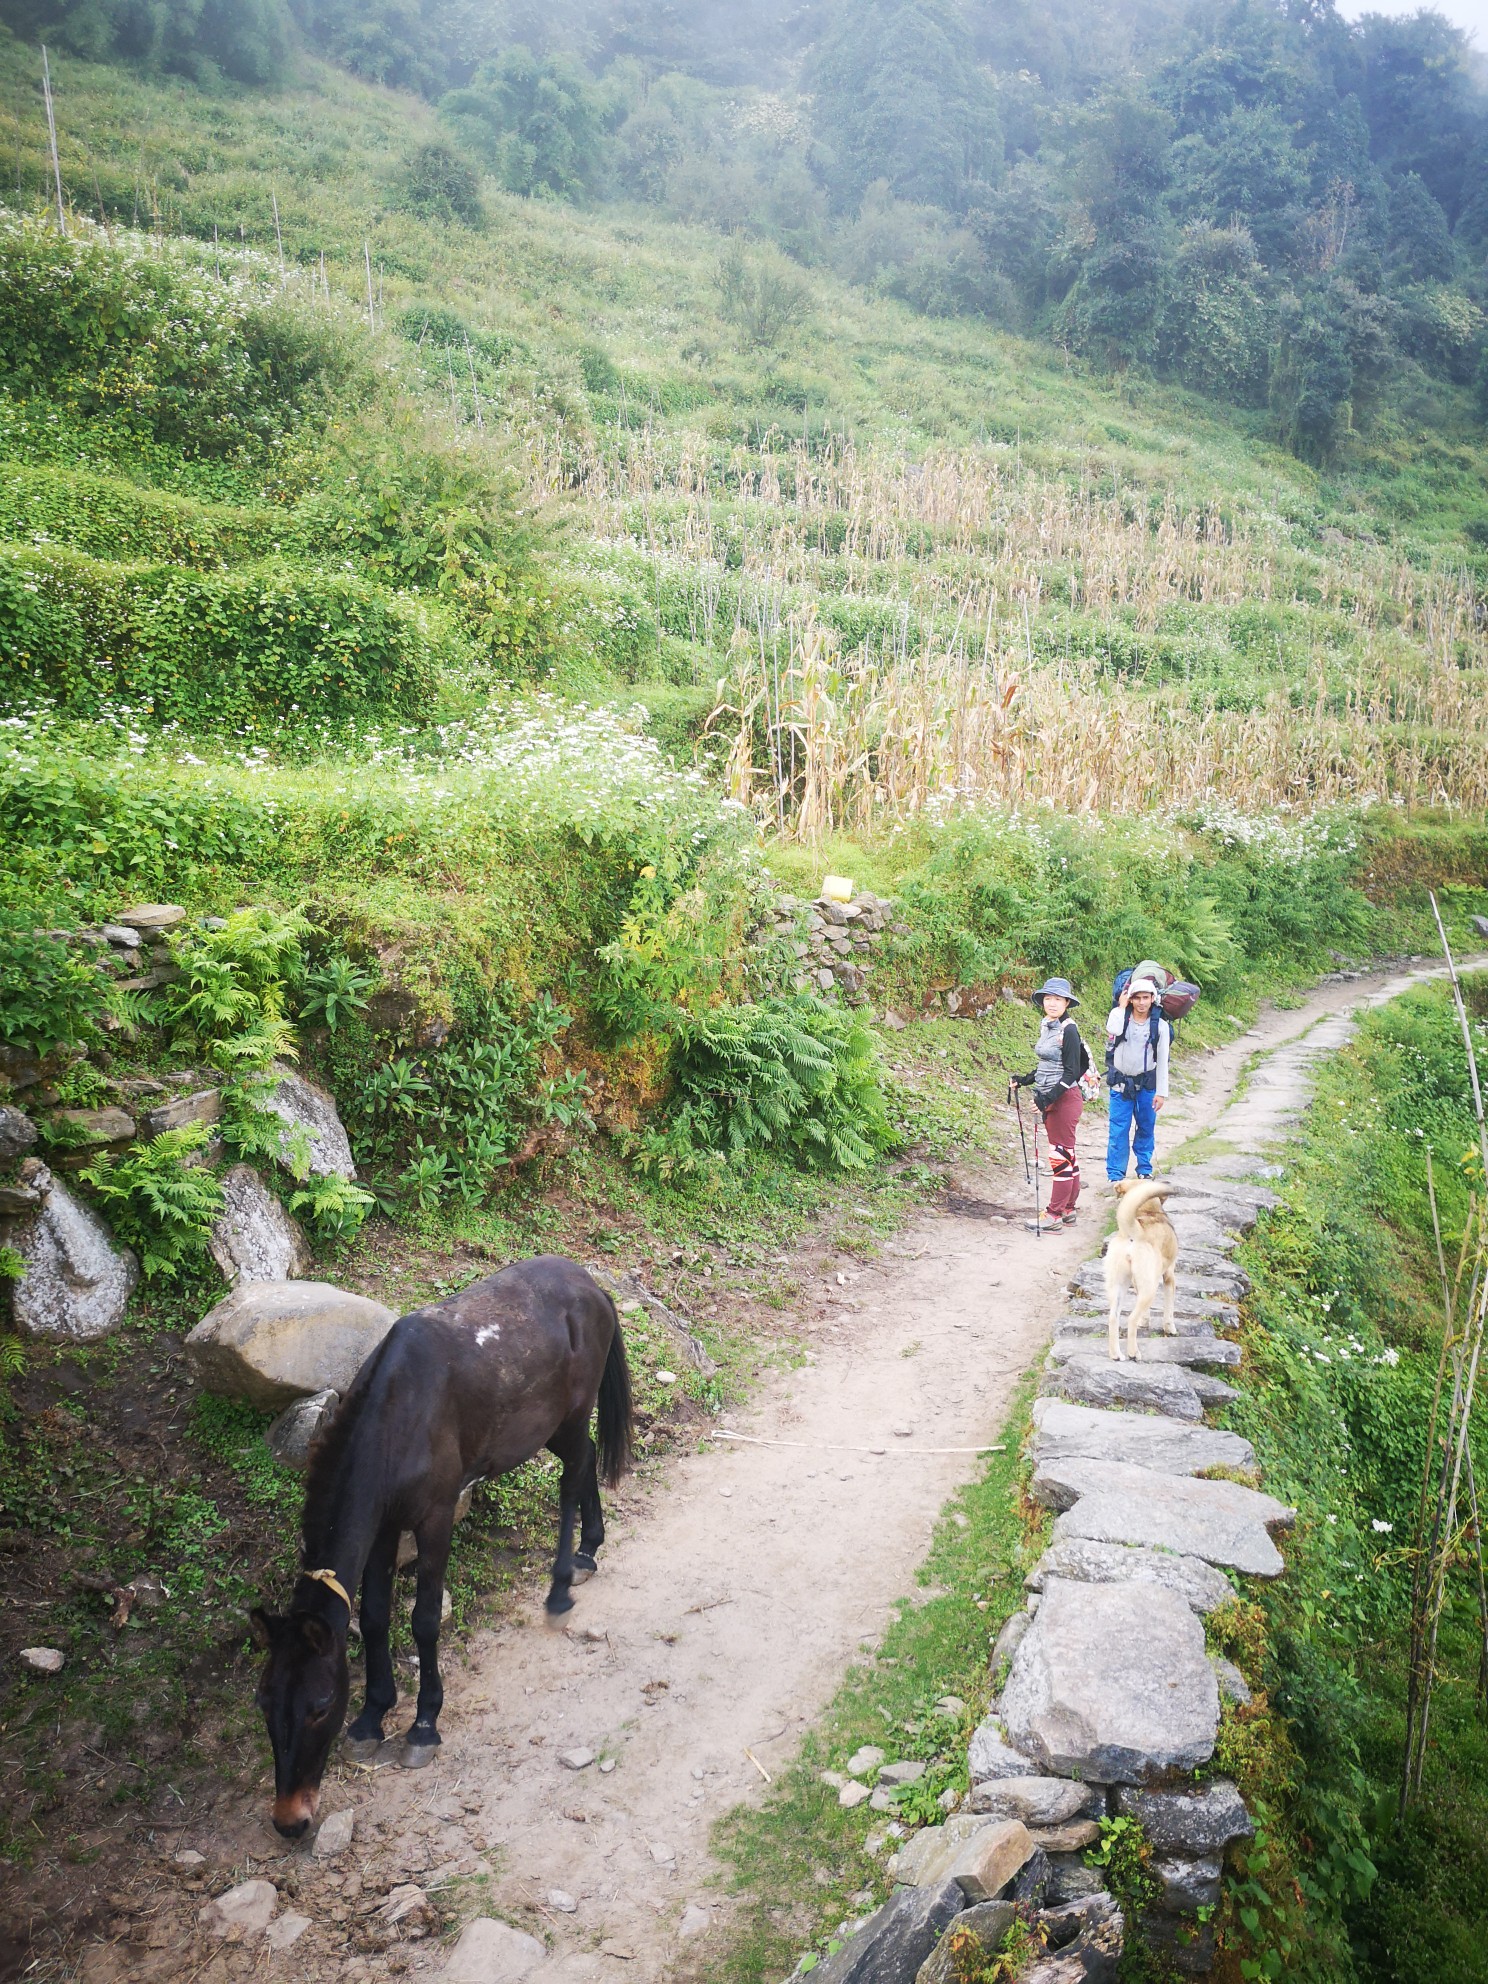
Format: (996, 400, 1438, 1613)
(1112, 962, 1202, 1030)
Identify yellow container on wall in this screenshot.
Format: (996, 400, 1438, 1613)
(821, 874, 853, 903)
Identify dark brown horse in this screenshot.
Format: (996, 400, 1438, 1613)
(249, 1255, 632, 1837)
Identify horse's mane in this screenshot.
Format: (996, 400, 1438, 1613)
(298, 1384, 365, 1562)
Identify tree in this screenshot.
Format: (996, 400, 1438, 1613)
(441, 47, 612, 200)
(1353, 10, 1484, 223)
(1158, 223, 1272, 400)
(1170, 104, 1313, 265)
(10, 0, 292, 84)
(1386, 171, 1456, 285)
(1056, 92, 1175, 367)
(809, 0, 999, 213)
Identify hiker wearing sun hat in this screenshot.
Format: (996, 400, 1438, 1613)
(1010, 977, 1092, 1232)
(1105, 974, 1171, 1182)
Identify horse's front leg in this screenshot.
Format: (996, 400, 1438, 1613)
(347, 1527, 398, 1753)
(403, 1517, 453, 1765)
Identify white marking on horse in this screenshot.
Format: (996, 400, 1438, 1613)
(475, 1323, 501, 1347)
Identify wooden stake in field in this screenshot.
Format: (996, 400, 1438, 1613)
(271, 188, 284, 272)
(364, 239, 374, 327)
(41, 45, 65, 232)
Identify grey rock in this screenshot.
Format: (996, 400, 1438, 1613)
(1189, 1371, 1241, 1405)
(20, 1646, 65, 1674)
(185, 1280, 396, 1408)
(848, 1745, 887, 1777)
(1044, 1863, 1108, 1907)
(41, 1106, 136, 1146)
(1008, 1844, 1052, 1907)
(1154, 1855, 1222, 1914)
(1026, 1914, 1123, 1984)
(208, 1164, 313, 1286)
(808, 1880, 965, 1984)
(1163, 1214, 1232, 1253)
(100, 923, 144, 946)
(1030, 1399, 1255, 1479)
(999, 1579, 1219, 1785)
(0, 1104, 37, 1159)
(1213, 1657, 1252, 1705)
(1046, 1357, 1204, 1421)
(915, 1902, 1016, 1984)
(117, 903, 186, 932)
(201, 1878, 279, 1940)
(7, 1161, 138, 1340)
(966, 1719, 1036, 1782)
(439, 1916, 545, 1982)
(1049, 1330, 1241, 1371)
(889, 1815, 999, 1886)
(1029, 1820, 1102, 1854)
(313, 1809, 355, 1859)
(142, 1088, 222, 1138)
(1040, 1893, 1119, 1947)
(880, 1759, 927, 1788)
(990, 1609, 1032, 1674)
(1143, 1912, 1214, 1976)
(966, 1778, 1101, 1827)
(1114, 1780, 1253, 1856)
(1026, 1537, 1237, 1615)
(1045, 1460, 1294, 1577)
(265, 1913, 312, 1952)
(265, 1389, 339, 1470)
(0, 1184, 42, 1215)
(264, 1066, 356, 1180)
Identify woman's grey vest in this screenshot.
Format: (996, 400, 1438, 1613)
(1033, 1017, 1068, 1097)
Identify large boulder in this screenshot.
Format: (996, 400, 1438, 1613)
(1030, 1399, 1254, 1479)
(1025, 1537, 1236, 1616)
(1043, 1460, 1294, 1577)
(965, 1778, 1102, 1826)
(4, 1160, 137, 1340)
(966, 1718, 1038, 1782)
(265, 1388, 339, 1470)
(264, 1066, 356, 1181)
(999, 1579, 1219, 1786)
(185, 1281, 396, 1409)
(208, 1164, 313, 1286)
(915, 1902, 1016, 1984)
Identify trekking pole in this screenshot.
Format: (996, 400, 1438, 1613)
(1032, 1112, 1043, 1238)
(1009, 1081, 1031, 1183)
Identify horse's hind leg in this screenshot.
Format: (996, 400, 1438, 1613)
(573, 1437, 604, 1578)
(347, 1525, 398, 1753)
(544, 1418, 589, 1615)
(403, 1515, 453, 1764)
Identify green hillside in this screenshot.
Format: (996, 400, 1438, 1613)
(2, 21, 1488, 1982)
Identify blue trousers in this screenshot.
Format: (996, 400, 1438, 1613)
(1106, 1087, 1157, 1181)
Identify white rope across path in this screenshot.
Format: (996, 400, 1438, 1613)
(714, 1430, 1006, 1457)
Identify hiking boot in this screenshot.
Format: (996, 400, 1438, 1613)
(1024, 1216, 1064, 1233)
(1059, 1209, 1079, 1226)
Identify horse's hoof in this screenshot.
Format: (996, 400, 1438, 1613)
(344, 1735, 384, 1762)
(570, 1553, 598, 1583)
(545, 1587, 576, 1616)
(399, 1736, 441, 1770)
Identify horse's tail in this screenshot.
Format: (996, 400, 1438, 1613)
(596, 1302, 635, 1488)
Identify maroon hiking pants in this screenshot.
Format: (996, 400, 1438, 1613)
(1039, 1085, 1083, 1217)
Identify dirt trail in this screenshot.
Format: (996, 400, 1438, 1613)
(100, 959, 1478, 1984)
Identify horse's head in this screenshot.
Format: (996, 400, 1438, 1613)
(250, 1606, 350, 1837)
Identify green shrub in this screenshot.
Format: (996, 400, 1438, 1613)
(395, 141, 485, 227)
(0, 544, 444, 725)
(0, 915, 112, 1054)
(0, 213, 361, 459)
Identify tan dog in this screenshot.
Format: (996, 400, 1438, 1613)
(1104, 1178, 1179, 1361)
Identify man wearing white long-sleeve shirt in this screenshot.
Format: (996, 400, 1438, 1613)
(1104, 977, 1170, 1182)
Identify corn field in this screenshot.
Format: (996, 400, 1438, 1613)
(524, 424, 1488, 833)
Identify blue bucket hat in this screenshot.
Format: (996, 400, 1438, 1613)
(1031, 976, 1079, 1009)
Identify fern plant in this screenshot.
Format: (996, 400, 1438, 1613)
(81, 1124, 225, 1281)
(664, 993, 895, 1172)
(286, 1172, 374, 1242)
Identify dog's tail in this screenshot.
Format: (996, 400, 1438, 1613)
(1115, 1178, 1172, 1240)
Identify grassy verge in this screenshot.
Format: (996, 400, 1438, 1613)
(1210, 974, 1488, 1984)
(697, 1369, 1048, 1984)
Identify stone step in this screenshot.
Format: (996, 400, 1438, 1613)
(1030, 1399, 1255, 1479)
(1040, 1356, 1204, 1421)
(1025, 1536, 1237, 1614)
(999, 1578, 1219, 1786)
(1050, 1330, 1241, 1371)
(1043, 1460, 1294, 1578)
